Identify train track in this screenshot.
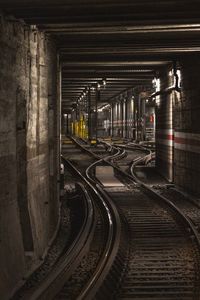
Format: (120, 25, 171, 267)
(60, 156, 128, 300)
(81, 138, 200, 299)
(45, 137, 129, 299)
(19, 137, 200, 299)
(98, 139, 154, 173)
(12, 182, 96, 300)
(104, 184, 200, 299)
(13, 137, 127, 300)
(130, 145, 200, 243)
(156, 187, 200, 231)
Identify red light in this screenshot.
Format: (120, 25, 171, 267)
(150, 114, 154, 123)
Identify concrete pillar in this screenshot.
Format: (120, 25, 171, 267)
(123, 99, 126, 138)
(173, 56, 200, 195)
(131, 96, 136, 140)
(87, 87, 92, 140)
(113, 102, 118, 137)
(156, 69, 174, 182)
(110, 103, 114, 137)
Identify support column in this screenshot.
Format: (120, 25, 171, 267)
(139, 95, 146, 141)
(125, 99, 128, 138)
(111, 103, 114, 137)
(66, 114, 69, 134)
(87, 87, 91, 140)
(131, 96, 136, 140)
(120, 100, 123, 137)
(120, 100, 124, 138)
(95, 87, 100, 141)
(156, 69, 174, 182)
(173, 57, 200, 195)
(135, 94, 140, 141)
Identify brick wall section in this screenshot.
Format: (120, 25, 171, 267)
(0, 16, 60, 299)
(174, 56, 200, 195)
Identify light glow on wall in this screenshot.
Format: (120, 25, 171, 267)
(118, 102, 121, 115)
(131, 97, 134, 113)
(152, 77, 161, 92)
(168, 68, 182, 88)
(177, 69, 181, 88)
(97, 104, 111, 112)
(155, 97, 160, 106)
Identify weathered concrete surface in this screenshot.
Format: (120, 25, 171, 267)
(96, 166, 124, 187)
(156, 59, 200, 196)
(156, 68, 174, 182)
(174, 56, 200, 196)
(0, 16, 60, 299)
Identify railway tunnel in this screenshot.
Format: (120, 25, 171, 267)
(1, 1, 200, 299)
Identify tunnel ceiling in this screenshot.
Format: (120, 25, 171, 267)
(1, 0, 200, 111)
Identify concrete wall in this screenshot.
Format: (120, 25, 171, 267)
(0, 15, 60, 299)
(173, 56, 200, 196)
(156, 58, 200, 195)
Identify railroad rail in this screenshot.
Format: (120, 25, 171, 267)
(12, 183, 95, 300)
(22, 136, 199, 300)
(131, 147, 200, 245)
(76, 137, 200, 299)
(60, 157, 128, 300)
(13, 137, 126, 300)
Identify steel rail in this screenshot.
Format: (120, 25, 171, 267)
(62, 156, 123, 300)
(71, 137, 200, 298)
(130, 151, 200, 251)
(81, 135, 200, 252)
(100, 141, 200, 298)
(20, 183, 95, 300)
(71, 135, 121, 161)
